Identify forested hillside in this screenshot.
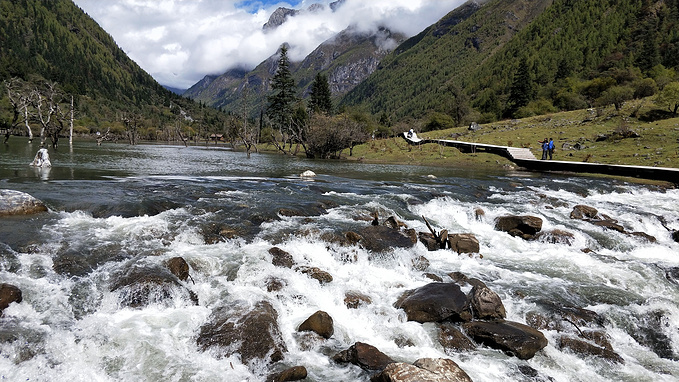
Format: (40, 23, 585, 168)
(342, 0, 679, 124)
(0, 0, 228, 144)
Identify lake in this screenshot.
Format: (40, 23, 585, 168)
(1, 137, 679, 381)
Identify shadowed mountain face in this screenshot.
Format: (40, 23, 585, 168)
(184, 24, 405, 115)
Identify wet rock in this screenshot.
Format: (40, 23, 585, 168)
(527, 303, 605, 332)
(425, 273, 444, 282)
(395, 283, 470, 323)
(468, 284, 506, 320)
(448, 234, 480, 254)
(345, 231, 363, 245)
(267, 366, 308, 382)
(297, 266, 333, 284)
(494, 215, 543, 238)
(300, 170, 316, 178)
(53, 243, 127, 277)
(344, 291, 372, 309)
(592, 220, 625, 233)
(0, 190, 48, 216)
(167, 257, 190, 281)
(358, 225, 418, 253)
(418, 232, 440, 251)
(438, 323, 476, 353)
(474, 208, 485, 221)
(266, 277, 286, 292)
(333, 342, 394, 371)
(557, 336, 624, 363)
(371, 358, 473, 382)
(630, 231, 657, 243)
(412, 256, 430, 271)
(269, 247, 295, 268)
(672, 230, 679, 243)
(109, 265, 198, 308)
(570, 205, 599, 220)
(297, 310, 334, 339)
(535, 229, 575, 245)
(197, 301, 287, 365)
(384, 216, 407, 230)
(462, 320, 548, 360)
(0, 283, 22, 315)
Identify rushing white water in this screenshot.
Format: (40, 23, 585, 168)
(1, 141, 679, 381)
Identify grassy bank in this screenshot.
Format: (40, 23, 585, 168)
(347, 101, 679, 170)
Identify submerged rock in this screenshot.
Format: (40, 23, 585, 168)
(395, 282, 470, 323)
(197, 300, 287, 365)
(110, 265, 198, 308)
(371, 358, 473, 382)
(344, 291, 372, 309)
(333, 342, 394, 371)
(0, 190, 48, 216)
(462, 320, 548, 360)
(558, 336, 624, 363)
(570, 205, 599, 220)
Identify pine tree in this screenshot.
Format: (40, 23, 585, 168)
(267, 44, 297, 132)
(506, 56, 534, 117)
(308, 73, 332, 115)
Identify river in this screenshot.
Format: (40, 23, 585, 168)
(1, 138, 678, 381)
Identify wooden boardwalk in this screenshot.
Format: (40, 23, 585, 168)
(402, 132, 679, 183)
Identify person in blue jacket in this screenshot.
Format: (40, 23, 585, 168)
(548, 138, 555, 160)
(539, 138, 548, 160)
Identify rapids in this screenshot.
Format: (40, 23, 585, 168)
(1, 138, 678, 381)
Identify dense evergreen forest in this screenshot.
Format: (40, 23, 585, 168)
(342, 0, 679, 126)
(0, 0, 232, 144)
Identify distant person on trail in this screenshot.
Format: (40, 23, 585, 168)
(539, 138, 548, 160)
(548, 138, 555, 160)
(407, 128, 414, 138)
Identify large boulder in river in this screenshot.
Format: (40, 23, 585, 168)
(269, 247, 296, 268)
(333, 342, 394, 371)
(395, 283, 470, 323)
(355, 225, 418, 253)
(197, 300, 287, 365)
(0, 283, 22, 316)
(371, 358, 473, 382)
(494, 215, 542, 238)
(297, 310, 334, 339)
(462, 320, 548, 360)
(570, 205, 599, 220)
(0, 190, 48, 216)
(448, 234, 480, 254)
(110, 265, 198, 308)
(468, 283, 506, 320)
(167, 257, 190, 281)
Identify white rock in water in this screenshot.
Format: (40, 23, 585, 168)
(0, 189, 48, 216)
(427, 174, 437, 179)
(30, 148, 51, 167)
(300, 170, 316, 178)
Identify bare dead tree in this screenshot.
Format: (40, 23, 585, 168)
(121, 113, 142, 145)
(237, 80, 259, 157)
(4, 78, 35, 142)
(31, 81, 68, 148)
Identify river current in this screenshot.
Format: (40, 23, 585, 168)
(1, 138, 678, 381)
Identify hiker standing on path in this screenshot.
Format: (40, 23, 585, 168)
(548, 138, 555, 160)
(539, 138, 548, 160)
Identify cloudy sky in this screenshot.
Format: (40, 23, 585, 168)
(72, 0, 465, 89)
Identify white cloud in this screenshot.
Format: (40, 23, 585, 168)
(73, 0, 465, 89)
